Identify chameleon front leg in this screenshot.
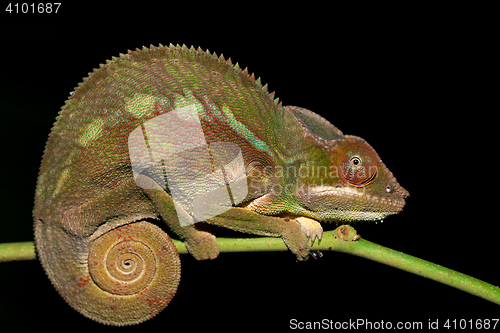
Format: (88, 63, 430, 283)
(203, 207, 313, 261)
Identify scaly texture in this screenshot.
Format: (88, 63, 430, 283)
(34, 44, 408, 325)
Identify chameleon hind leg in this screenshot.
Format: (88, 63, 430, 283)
(137, 175, 219, 260)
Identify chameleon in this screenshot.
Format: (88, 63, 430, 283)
(33, 44, 409, 326)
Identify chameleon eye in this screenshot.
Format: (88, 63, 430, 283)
(350, 156, 362, 166)
(340, 144, 378, 187)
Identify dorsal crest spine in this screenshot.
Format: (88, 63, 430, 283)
(71, 44, 283, 109)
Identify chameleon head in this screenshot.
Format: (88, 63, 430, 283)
(295, 137, 409, 223)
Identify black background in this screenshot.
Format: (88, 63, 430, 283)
(0, 3, 496, 331)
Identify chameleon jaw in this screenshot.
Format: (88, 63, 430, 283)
(298, 185, 407, 223)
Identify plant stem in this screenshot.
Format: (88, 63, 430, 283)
(1, 225, 499, 305)
(0, 241, 36, 262)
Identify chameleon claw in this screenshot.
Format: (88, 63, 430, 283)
(310, 250, 323, 259)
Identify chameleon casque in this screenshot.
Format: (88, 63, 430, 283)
(34, 44, 409, 325)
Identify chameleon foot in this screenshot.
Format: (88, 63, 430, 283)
(184, 229, 219, 260)
(295, 217, 323, 245)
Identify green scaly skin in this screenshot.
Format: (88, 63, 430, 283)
(33, 44, 408, 326)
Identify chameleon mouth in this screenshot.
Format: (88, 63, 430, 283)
(302, 185, 407, 223)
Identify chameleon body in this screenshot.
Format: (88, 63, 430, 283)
(34, 44, 408, 325)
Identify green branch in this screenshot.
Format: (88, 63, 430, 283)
(0, 241, 36, 262)
(1, 225, 499, 305)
